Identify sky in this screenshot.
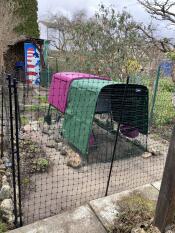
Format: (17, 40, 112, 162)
(38, 0, 175, 40)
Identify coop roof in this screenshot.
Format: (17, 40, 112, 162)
(48, 72, 110, 113)
(7, 36, 45, 47)
(62, 79, 149, 156)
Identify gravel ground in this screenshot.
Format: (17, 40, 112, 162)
(20, 123, 167, 225)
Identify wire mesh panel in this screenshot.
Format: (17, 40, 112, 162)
(9, 72, 167, 225)
(150, 77, 175, 141)
(0, 75, 23, 227)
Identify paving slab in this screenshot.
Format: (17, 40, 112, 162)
(152, 180, 161, 190)
(8, 205, 107, 233)
(89, 184, 159, 232)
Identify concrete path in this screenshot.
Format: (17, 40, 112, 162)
(8, 205, 107, 233)
(8, 182, 161, 233)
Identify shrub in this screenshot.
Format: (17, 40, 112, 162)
(20, 116, 29, 126)
(0, 221, 7, 233)
(34, 158, 49, 172)
(37, 96, 48, 104)
(158, 79, 175, 92)
(22, 177, 30, 187)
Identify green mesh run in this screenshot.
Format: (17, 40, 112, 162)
(63, 79, 149, 156)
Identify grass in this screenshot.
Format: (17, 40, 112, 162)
(137, 77, 174, 140)
(150, 78, 175, 140)
(153, 91, 175, 127)
(37, 95, 48, 104)
(25, 104, 49, 112)
(148, 78, 175, 127)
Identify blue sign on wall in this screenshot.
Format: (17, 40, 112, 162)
(160, 60, 173, 77)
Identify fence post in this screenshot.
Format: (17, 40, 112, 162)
(13, 78, 23, 227)
(1, 84, 4, 158)
(149, 65, 161, 128)
(7, 74, 18, 226)
(105, 78, 130, 196)
(154, 125, 175, 232)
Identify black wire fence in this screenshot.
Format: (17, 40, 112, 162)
(0, 71, 172, 227)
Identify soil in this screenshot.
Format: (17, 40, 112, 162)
(19, 138, 51, 197)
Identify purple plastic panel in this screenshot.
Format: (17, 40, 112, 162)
(48, 72, 110, 113)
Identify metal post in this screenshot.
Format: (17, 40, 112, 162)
(149, 65, 161, 128)
(13, 78, 23, 227)
(1, 85, 4, 158)
(47, 64, 50, 88)
(126, 75, 130, 84)
(7, 74, 18, 226)
(105, 78, 130, 196)
(56, 58, 58, 72)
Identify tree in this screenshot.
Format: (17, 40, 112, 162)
(13, 0, 39, 38)
(44, 6, 156, 80)
(138, 0, 175, 24)
(138, 0, 175, 52)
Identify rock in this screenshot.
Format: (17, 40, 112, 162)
(5, 169, 12, 178)
(1, 199, 14, 223)
(58, 117, 64, 129)
(165, 225, 175, 233)
(32, 126, 38, 131)
(141, 152, 152, 159)
(54, 137, 61, 143)
(131, 224, 160, 233)
(67, 152, 82, 168)
(42, 124, 50, 135)
(0, 170, 5, 175)
(24, 121, 39, 133)
(2, 152, 8, 159)
(0, 185, 11, 200)
(2, 176, 8, 185)
(0, 164, 6, 171)
(46, 140, 56, 148)
(54, 133, 63, 143)
(4, 158, 12, 168)
(30, 121, 39, 131)
(0, 159, 3, 165)
(147, 135, 169, 156)
(60, 148, 67, 156)
(23, 124, 31, 132)
(131, 228, 145, 233)
(18, 132, 26, 140)
(55, 142, 63, 151)
(2, 156, 9, 164)
(0, 176, 12, 201)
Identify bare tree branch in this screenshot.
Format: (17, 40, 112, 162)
(138, 0, 175, 23)
(138, 25, 172, 52)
